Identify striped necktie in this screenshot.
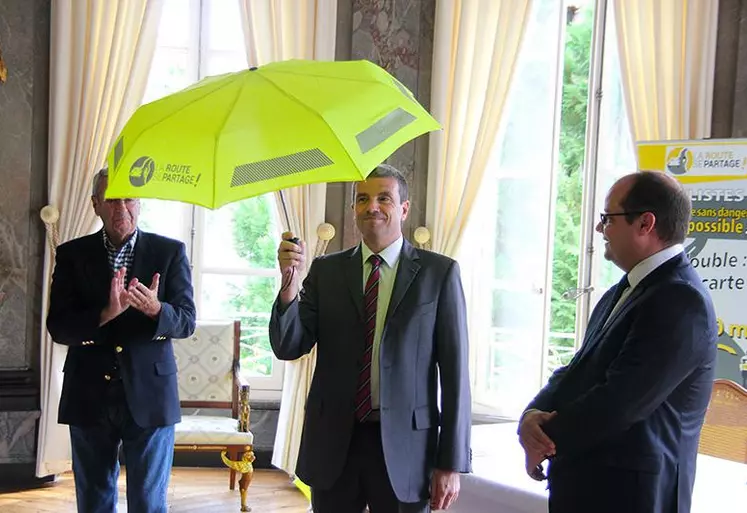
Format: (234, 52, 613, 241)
(355, 254, 382, 422)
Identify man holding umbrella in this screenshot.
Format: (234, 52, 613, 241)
(270, 164, 472, 512)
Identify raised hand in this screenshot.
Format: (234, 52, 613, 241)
(127, 273, 162, 319)
(277, 231, 305, 306)
(100, 267, 129, 326)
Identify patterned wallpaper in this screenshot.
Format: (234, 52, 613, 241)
(341, 0, 435, 248)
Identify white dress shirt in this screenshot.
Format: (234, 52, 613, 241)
(360, 236, 404, 410)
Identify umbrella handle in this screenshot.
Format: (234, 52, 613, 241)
(279, 189, 293, 233)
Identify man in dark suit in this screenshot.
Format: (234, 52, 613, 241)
(269, 165, 472, 512)
(519, 171, 717, 513)
(47, 168, 196, 513)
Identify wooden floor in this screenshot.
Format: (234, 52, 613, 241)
(0, 467, 309, 512)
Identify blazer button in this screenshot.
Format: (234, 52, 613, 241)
(104, 374, 111, 381)
(115, 346, 123, 353)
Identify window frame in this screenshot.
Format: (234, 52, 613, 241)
(141, 0, 285, 398)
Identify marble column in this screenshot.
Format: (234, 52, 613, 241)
(0, 0, 50, 484)
(326, 0, 436, 251)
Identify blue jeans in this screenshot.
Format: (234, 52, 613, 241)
(69, 381, 175, 513)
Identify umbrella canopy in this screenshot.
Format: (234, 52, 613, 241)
(105, 59, 440, 209)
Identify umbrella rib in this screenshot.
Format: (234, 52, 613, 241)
(267, 69, 406, 88)
(251, 72, 364, 179)
(121, 76, 246, 170)
(212, 77, 247, 208)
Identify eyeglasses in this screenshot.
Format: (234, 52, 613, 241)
(599, 211, 648, 225)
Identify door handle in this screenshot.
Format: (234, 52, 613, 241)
(561, 286, 594, 300)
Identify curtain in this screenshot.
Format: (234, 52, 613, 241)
(237, 0, 337, 477)
(36, 0, 163, 477)
(612, 0, 719, 142)
(426, 0, 533, 257)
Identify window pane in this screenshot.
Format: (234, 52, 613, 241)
(200, 273, 278, 378)
(157, 0, 193, 48)
(479, 330, 543, 416)
(546, 0, 595, 377)
(206, 0, 246, 53)
(205, 50, 249, 76)
(547, 334, 575, 375)
(138, 199, 191, 246)
(459, 0, 564, 417)
(201, 195, 279, 270)
(143, 48, 193, 104)
(587, 4, 635, 309)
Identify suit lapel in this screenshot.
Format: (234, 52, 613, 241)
(85, 230, 112, 302)
(385, 241, 420, 323)
(129, 230, 151, 284)
(583, 285, 646, 355)
(580, 253, 688, 356)
(345, 246, 365, 320)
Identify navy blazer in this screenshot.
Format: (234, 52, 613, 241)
(47, 230, 196, 428)
(269, 241, 472, 503)
(527, 252, 717, 513)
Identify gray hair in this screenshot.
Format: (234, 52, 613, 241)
(353, 163, 409, 203)
(91, 167, 108, 197)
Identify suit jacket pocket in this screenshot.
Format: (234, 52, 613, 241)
(154, 359, 178, 376)
(412, 405, 436, 430)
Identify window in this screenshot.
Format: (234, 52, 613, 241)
(461, 0, 635, 418)
(138, 0, 284, 397)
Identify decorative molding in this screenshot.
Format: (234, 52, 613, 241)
(0, 370, 38, 411)
(0, 464, 55, 491)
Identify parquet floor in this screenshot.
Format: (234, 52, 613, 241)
(0, 467, 309, 512)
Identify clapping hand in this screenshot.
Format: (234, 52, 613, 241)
(100, 267, 130, 326)
(127, 273, 162, 318)
(100, 271, 161, 325)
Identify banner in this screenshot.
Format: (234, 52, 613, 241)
(638, 138, 747, 387)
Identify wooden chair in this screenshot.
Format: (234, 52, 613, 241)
(697, 379, 747, 464)
(173, 320, 255, 511)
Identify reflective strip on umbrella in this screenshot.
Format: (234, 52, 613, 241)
(113, 138, 124, 170)
(230, 148, 333, 187)
(356, 108, 416, 154)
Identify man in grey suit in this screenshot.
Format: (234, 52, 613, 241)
(269, 165, 472, 512)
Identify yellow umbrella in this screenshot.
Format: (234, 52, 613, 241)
(105, 59, 440, 213)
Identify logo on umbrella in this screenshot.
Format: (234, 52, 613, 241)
(129, 156, 156, 187)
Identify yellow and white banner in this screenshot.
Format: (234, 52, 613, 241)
(638, 138, 747, 387)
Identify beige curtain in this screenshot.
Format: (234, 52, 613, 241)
(237, 0, 337, 477)
(36, 0, 163, 477)
(426, 0, 533, 257)
(612, 0, 718, 142)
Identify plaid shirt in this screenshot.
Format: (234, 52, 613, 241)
(102, 228, 138, 278)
